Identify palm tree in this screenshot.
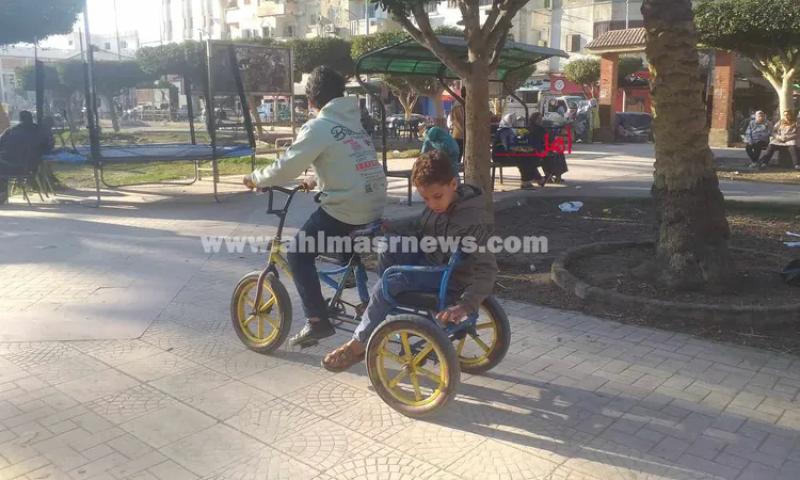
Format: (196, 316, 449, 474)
(642, 0, 733, 289)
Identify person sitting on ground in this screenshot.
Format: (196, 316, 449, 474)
(243, 66, 388, 347)
(419, 124, 461, 180)
(745, 110, 772, 167)
(0, 111, 53, 204)
(755, 110, 798, 170)
(321, 150, 498, 371)
(492, 113, 546, 189)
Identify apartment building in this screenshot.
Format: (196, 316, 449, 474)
(530, 0, 644, 72)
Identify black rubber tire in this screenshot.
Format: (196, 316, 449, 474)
(458, 296, 511, 374)
(366, 315, 460, 418)
(230, 271, 292, 354)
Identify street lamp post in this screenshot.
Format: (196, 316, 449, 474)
(625, 0, 630, 29)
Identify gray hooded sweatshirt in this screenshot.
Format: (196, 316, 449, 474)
(388, 184, 498, 313)
(251, 96, 387, 225)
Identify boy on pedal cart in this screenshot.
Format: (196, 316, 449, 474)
(243, 66, 387, 347)
(322, 151, 497, 372)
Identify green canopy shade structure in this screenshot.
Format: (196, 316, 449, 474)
(354, 35, 568, 205)
(355, 36, 568, 82)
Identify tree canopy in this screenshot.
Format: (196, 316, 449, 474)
(695, 0, 800, 112)
(136, 41, 206, 81)
(563, 58, 600, 96)
(289, 37, 354, 78)
(0, 0, 84, 45)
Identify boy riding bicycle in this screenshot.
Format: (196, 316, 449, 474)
(243, 66, 387, 347)
(322, 151, 498, 372)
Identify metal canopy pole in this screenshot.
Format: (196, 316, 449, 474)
(203, 40, 219, 202)
(82, 1, 101, 206)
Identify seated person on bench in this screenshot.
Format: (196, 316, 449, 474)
(0, 111, 54, 204)
(493, 113, 546, 189)
(322, 150, 498, 372)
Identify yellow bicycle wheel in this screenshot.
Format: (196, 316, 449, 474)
(366, 316, 459, 418)
(230, 271, 292, 354)
(455, 296, 510, 374)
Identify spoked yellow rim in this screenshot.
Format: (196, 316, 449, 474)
(375, 329, 450, 407)
(456, 305, 498, 368)
(236, 279, 282, 346)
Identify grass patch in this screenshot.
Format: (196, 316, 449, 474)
(51, 155, 274, 189)
(386, 148, 420, 159)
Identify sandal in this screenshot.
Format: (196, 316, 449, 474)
(322, 342, 365, 372)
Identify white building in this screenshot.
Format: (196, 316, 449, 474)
(531, 0, 644, 72)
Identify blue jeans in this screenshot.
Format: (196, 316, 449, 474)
(352, 247, 443, 344)
(287, 207, 359, 321)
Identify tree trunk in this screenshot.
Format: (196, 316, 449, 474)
(249, 96, 263, 136)
(104, 95, 120, 133)
(0, 103, 9, 132)
(464, 59, 493, 217)
(778, 76, 794, 116)
(433, 93, 445, 127)
(643, 0, 733, 290)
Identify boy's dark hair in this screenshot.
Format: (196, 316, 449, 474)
(412, 150, 455, 186)
(306, 66, 345, 108)
(19, 111, 33, 125)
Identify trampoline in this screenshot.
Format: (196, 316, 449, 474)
(32, 4, 294, 206)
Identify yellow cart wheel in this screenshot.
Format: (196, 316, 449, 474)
(366, 316, 459, 418)
(456, 296, 510, 374)
(230, 271, 292, 354)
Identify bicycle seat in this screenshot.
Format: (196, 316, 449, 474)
(394, 291, 459, 311)
(349, 220, 383, 239)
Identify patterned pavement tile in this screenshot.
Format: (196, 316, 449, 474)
(240, 363, 327, 397)
(375, 421, 487, 468)
(161, 423, 267, 476)
(272, 419, 398, 471)
(148, 365, 233, 402)
(26, 353, 111, 386)
(121, 403, 217, 449)
(225, 396, 322, 445)
(70, 340, 164, 366)
(86, 384, 177, 425)
(115, 351, 197, 383)
(200, 350, 285, 380)
(186, 381, 275, 421)
(328, 397, 415, 438)
(560, 440, 710, 480)
(202, 445, 320, 480)
(54, 369, 140, 403)
(283, 378, 370, 417)
(1, 342, 82, 371)
(323, 455, 447, 480)
(445, 439, 561, 480)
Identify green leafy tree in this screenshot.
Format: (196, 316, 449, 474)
(17, 61, 85, 126)
(0, 0, 83, 126)
(372, 0, 532, 208)
(642, 0, 733, 288)
(289, 37, 354, 78)
(136, 41, 206, 80)
(92, 61, 153, 132)
(563, 58, 600, 98)
(695, 0, 800, 114)
(0, 0, 83, 45)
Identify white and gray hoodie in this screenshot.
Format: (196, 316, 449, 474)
(250, 96, 387, 225)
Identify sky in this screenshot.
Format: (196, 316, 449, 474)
(41, 0, 163, 49)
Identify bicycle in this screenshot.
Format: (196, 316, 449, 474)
(230, 186, 511, 417)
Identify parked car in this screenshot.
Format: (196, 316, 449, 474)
(615, 112, 653, 142)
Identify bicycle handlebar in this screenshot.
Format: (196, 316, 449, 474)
(261, 185, 302, 215)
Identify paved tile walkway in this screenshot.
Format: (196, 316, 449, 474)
(1, 158, 800, 478)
